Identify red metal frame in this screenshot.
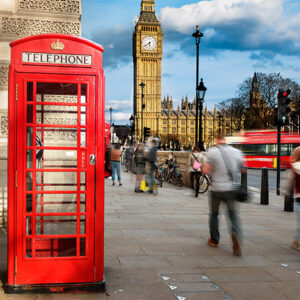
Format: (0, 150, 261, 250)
(7, 34, 105, 290)
(104, 122, 111, 178)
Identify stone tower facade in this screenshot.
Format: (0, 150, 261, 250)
(133, 0, 163, 140)
(0, 0, 81, 228)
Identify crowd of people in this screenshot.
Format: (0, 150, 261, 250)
(105, 135, 300, 257)
(105, 137, 160, 194)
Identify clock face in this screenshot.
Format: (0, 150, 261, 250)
(142, 36, 157, 51)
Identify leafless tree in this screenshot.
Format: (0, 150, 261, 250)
(217, 97, 247, 132)
(237, 72, 300, 129)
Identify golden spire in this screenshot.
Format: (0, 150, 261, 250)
(141, 0, 155, 13)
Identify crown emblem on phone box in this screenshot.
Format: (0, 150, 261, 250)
(51, 40, 64, 51)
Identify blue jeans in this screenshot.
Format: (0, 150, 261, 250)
(111, 161, 121, 182)
(146, 168, 155, 192)
(295, 201, 300, 240)
(209, 191, 242, 243)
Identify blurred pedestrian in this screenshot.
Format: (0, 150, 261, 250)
(187, 145, 205, 197)
(145, 138, 159, 194)
(125, 145, 134, 172)
(202, 135, 244, 256)
(134, 143, 145, 193)
(104, 144, 111, 178)
(285, 146, 300, 250)
(110, 143, 122, 186)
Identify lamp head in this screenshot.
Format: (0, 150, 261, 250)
(197, 78, 207, 100)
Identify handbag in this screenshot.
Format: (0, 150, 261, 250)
(192, 154, 201, 171)
(218, 147, 248, 202)
(140, 180, 149, 192)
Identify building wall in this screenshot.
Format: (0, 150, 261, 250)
(0, 0, 81, 228)
(154, 96, 238, 149)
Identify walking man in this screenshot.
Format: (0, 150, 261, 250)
(202, 135, 244, 256)
(146, 138, 159, 194)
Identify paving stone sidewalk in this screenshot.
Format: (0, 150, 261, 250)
(104, 172, 300, 300)
(1, 171, 300, 300)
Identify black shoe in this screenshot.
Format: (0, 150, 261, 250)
(232, 232, 242, 256)
(195, 191, 199, 197)
(147, 190, 153, 194)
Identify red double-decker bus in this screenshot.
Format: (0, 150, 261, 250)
(226, 130, 300, 169)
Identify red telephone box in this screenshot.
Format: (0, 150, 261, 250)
(6, 34, 105, 293)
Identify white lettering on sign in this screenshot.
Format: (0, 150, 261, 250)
(22, 52, 92, 66)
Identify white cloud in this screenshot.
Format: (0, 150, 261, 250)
(161, 0, 283, 34)
(105, 99, 132, 111)
(204, 28, 216, 40)
(105, 112, 131, 122)
(160, 0, 300, 57)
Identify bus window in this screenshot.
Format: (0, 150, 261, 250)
(291, 144, 300, 155)
(281, 144, 289, 156)
(266, 144, 277, 156)
(241, 144, 266, 155)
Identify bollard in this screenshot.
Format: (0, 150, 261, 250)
(284, 185, 294, 212)
(260, 168, 269, 205)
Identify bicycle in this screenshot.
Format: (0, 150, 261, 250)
(192, 173, 210, 194)
(169, 162, 183, 187)
(162, 159, 175, 183)
(162, 158, 183, 187)
(161, 159, 170, 182)
(154, 161, 164, 187)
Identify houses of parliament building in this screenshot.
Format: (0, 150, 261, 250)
(133, 0, 239, 148)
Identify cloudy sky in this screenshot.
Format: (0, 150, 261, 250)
(82, 0, 300, 125)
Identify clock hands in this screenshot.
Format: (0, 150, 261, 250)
(143, 37, 156, 50)
(144, 41, 151, 49)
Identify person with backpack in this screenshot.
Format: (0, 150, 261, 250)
(187, 146, 205, 197)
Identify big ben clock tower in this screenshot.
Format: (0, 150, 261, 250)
(133, 0, 163, 140)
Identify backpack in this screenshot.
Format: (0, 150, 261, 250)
(192, 154, 200, 171)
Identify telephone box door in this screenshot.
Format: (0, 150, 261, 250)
(15, 73, 96, 284)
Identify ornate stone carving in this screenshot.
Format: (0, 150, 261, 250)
(37, 94, 77, 103)
(36, 116, 78, 125)
(0, 113, 8, 137)
(1, 17, 80, 37)
(18, 0, 80, 14)
(42, 129, 77, 141)
(0, 67, 9, 86)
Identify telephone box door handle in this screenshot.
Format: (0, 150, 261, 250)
(89, 154, 96, 165)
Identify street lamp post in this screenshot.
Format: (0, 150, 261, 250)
(111, 122, 115, 144)
(192, 25, 203, 148)
(109, 106, 113, 125)
(139, 82, 145, 141)
(197, 78, 207, 150)
(129, 114, 134, 145)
